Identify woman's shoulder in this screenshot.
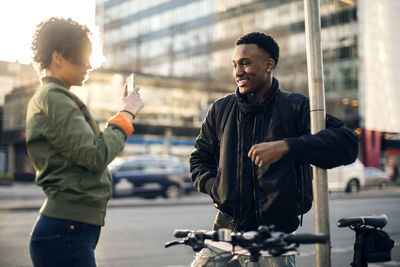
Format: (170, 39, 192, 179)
(34, 83, 82, 113)
(41, 81, 69, 95)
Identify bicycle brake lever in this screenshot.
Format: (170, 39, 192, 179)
(165, 240, 184, 248)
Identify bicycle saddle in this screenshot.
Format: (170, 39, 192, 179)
(337, 214, 388, 228)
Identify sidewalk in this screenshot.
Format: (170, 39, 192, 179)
(0, 182, 212, 212)
(1, 182, 400, 212)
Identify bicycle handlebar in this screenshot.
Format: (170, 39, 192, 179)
(166, 225, 329, 258)
(173, 229, 217, 239)
(284, 233, 329, 244)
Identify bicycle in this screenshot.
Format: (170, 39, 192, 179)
(337, 214, 394, 267)
(165, 225, 328, 267)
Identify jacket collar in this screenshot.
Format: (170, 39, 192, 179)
(41, 76, 69, 89)
(236, 77, 279, 115)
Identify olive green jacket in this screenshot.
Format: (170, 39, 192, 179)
(26, 77, 127, 226)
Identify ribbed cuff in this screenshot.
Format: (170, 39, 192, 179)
(108, 113, 134, 138)
(120, 109, 135, 120)
(283, 137, 304, 159)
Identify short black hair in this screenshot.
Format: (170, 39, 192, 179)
(31, 17, 92, 71)
(235, 32, 279, 68)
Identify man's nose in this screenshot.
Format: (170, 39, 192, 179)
(234, 65, 244, 76)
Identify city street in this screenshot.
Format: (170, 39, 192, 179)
(0, 185, 399, 267)
(1, 1, 400, 267)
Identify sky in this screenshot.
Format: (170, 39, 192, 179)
(0, 0, 97, 64)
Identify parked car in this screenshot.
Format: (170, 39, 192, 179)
(364, 167, 390, 189)
(108, 154, 194, 198)
(327, 159, 366, 193)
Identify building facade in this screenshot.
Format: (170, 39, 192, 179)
(2, 86, 36, 179)
(0, 61, 35, 179)
(96, 0, 359, 126)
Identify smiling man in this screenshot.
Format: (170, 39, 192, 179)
(189, 32, 359, 266)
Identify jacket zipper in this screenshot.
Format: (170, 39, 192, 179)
(252, 116, 261, 226)
(233, 115, 244, 232)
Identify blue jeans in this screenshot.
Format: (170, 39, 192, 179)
(30, 215, 101, 267)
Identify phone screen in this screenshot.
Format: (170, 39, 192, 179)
(126, 73, 136, 94)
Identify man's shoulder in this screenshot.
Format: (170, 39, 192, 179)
(278, 89, 308, 103)
(215, 93, 236, 104)
(212, 93, 236, 110)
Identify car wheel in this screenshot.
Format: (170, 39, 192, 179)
(345, 179, 359, 193)
(379, 182, 388, 190)
(164, 184, 182, 199)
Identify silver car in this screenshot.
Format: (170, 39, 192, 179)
(364, 167, 390, 189)
(328, 159, 366, 193)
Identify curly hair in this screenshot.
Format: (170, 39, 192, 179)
(31, 17, 92, 71)
(235, 32, 280, 68)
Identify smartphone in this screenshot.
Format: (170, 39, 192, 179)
(126, 73, 136, 94)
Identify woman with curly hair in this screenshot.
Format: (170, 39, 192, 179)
(26, 17, 143, 267)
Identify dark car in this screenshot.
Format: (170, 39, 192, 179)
(109, 154, 194, 198)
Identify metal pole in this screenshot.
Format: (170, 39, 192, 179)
(303, 1, 331, 267)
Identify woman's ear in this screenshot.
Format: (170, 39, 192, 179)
(51, 51, 63, 67)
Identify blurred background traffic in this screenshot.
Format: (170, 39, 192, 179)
(0, 0, 399, 191)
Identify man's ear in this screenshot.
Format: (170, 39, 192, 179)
(265, 58, 275, 72)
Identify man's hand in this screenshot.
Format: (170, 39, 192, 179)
(248, 140, 289, 168)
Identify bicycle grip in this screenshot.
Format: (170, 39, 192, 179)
(173, 229, 192, 238)
(285, 233, 329, 244)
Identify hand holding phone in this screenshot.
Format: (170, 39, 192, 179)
(121, 73, 144, 118)
(126, 73, 136, 95)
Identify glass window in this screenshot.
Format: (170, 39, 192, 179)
(143, 163, 164, 173)
(119, 163, 143, 172)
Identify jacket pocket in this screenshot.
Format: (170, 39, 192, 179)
(78, 171, 110, 190)
(209, 168, 221, 204)
(76, 170, 112, 202)
(256, 160, 299, 232)
(256, 159, 297, 214)
(210, 168, 237, 216)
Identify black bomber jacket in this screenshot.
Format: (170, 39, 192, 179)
(190, 79, 359, 233)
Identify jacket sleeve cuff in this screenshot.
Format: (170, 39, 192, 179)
(284, 137, 305, 159)
(107, 113, 135, 138)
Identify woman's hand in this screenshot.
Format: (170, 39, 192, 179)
(120, 85, 144, 121)
(248, 140, 289, 168)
